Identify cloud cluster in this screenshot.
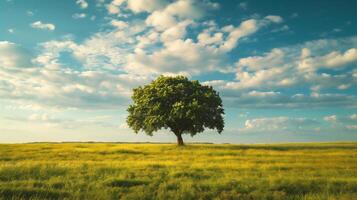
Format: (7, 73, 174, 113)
(0, 39, 149, 109)
(239, 114, 357, 134)
(244, 116, 319, 132)
(1, 0, 356, 113)
(323, 114, 357, 131)
(29, 0, 283, 77)
(205, 37, 357, 108)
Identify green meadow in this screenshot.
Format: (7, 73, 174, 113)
(0, 142, 356, 200)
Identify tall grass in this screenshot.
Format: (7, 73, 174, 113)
(0, 142, 356, 199)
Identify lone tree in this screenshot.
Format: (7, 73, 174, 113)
(127, 75, 224, 145)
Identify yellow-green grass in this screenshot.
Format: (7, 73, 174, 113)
(0, 142, 356, 200)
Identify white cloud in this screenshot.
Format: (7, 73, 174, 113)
(299, 48, 357, 71)
(219, 16, 283, 52)
(30, 21, 55, 31)
(110, 20, 128, 29)
(324, 115, 337, 123)
(350, 114, 357, 120)
(72, 13, 87, 19)
(237, 48, 285, 70)
(160, 20, 192, 42)
(125, 38, 224, 75)
(107, 0, 126, 14)
(145, 0, 218, 31)
(8, 29, 14, 33)
(197, 31, 223, 46)
(76, 0, 88, 9)
(338, 84, 351, 90)
(264, 15, 283, 23)
(346, 125, 357, 130)
(248, 90, 281, 97)
(146, 11, 177, 30)
(244, 116, 318, 131)
(127, 0, 168, 13)
(107, 4, 120, 14)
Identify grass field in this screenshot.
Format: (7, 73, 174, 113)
(0, 142, 356, 200)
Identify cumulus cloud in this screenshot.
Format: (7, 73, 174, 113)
(76, 0, 88, 9)
(127, 15, 283, 75)
(299, 48, 357, 71)
(110, 20, 128, 29)
(126, 38, 224, 75)
(218, 16, 283, 52)
(106, 0, 167, 15)
(107, 0, 125, 14)
(127, 0, 168, 13)
(30, 21, 55, 31)
(144, 0, 219, 31)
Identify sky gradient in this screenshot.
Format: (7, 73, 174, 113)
(0, 0, 356, 143)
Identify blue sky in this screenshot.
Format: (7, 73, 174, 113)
(0, 0, 356, 143)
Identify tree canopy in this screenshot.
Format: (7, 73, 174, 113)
(127, 75, 224, 145)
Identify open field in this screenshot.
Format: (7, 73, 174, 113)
(0, 142, 356, 200)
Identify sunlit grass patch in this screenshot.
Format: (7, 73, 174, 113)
(0, 142, 356, 199)
(105, 179, 148, 188)
(0, 187, 70, 200)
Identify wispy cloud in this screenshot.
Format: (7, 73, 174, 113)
(72, 13, 87, 19)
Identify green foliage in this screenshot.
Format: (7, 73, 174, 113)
(0, 143, 356, 200)
(127, 76, 224, 144)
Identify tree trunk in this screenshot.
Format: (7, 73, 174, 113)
(176, 133, 184, 146)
